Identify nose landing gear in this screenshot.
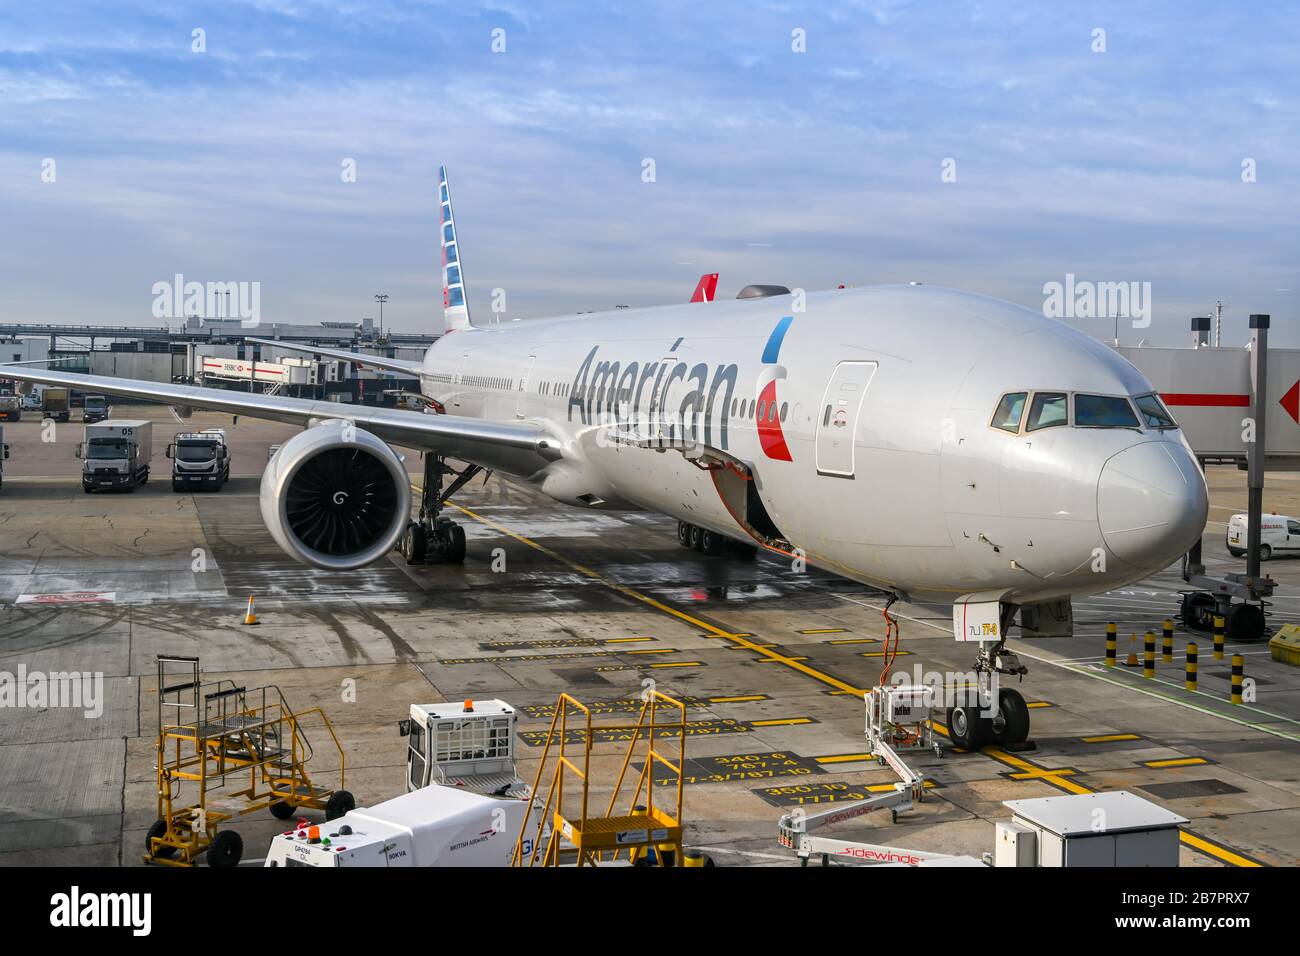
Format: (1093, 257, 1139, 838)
(400, 455, 480, 565)
(945, 600, 1034, 750)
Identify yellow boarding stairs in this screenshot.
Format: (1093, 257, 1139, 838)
(145, 655, 352, 867)
(513, 690, 691, 867)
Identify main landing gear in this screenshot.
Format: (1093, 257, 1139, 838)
(677, 521, 758, 559)
(399, 455, 481, 565)
(945, 603, 1033, 751)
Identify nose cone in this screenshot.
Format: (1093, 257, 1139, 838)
(1098, 441, 1208, 567)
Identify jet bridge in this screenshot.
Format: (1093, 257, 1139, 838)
(1117, 316, 1300, 471)
(1118, 314, 1292, 640)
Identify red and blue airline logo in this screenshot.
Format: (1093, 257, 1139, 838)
(757, 316, 793, 461)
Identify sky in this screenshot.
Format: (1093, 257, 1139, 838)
(0, 1, 1296, 346)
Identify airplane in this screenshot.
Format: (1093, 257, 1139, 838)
(0, 166, 1209, 749)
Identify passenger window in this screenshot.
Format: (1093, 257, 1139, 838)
(990, 392, 1027, 433)
(1075, 394, 1139, 428)
(1026, 393, 1068, 432)
(1289, 521, 1300, 536)
(1135, 393, 1176, 429)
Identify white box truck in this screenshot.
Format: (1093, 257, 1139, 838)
(0, 425, 8, 491)
(78, 420, 152, 493)
(263, 783, 538, 867)
(166, 428, 231, 491)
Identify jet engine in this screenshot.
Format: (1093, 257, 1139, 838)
(260, 420, 410, 570)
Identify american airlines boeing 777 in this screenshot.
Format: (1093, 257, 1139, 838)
(1, 167, 1209, 748)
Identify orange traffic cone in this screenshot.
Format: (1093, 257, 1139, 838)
(243, 594, 260, 626)
(1123, 634, 1139, 667)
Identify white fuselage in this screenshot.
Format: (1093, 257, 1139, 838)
(416, 285, 1208, 604)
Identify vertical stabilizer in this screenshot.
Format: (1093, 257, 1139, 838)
(690, 273, 719, 303)
(439, 166, 473, 332)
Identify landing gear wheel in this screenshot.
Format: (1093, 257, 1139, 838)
(1226, 602, 1266, 642)
(325, 789, 356, 821)
(700, 529, 725, 557)
(677, 521, 692, 547)
(1180, 591, 1217, 630)
(991, 688, 1030, 745)
(688, 525, 704, 551)
(269, 800, 295, 820)
(946, 704, 991, 750)
(146, 819, 176, 859)
(207, 829, 243, 868)
(402, 522, 427, 564)
(1259, 544, 1273, 562)
(443, 524, 466, 564)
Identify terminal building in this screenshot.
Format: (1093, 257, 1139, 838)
(0, 316, 438, 406)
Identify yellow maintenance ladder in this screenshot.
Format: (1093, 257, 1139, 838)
(145, 655, 351, 867)
(513, 690, 686, 867)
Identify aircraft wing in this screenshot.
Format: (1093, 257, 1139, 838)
(244, 338, 423, 375)
(0, 364, 560, 477)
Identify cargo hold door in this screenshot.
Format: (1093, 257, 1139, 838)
(815, 360, 878, 478)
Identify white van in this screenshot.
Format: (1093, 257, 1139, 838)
(1226, 513, 1300, 560)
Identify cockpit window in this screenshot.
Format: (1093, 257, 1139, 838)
(1026, 392, 1068, 431)
(990, 392, 1027, 433)
(1075, 394, 1140, 428)
(1134, 393, 1177, 429)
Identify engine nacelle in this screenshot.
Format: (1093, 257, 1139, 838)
(260, 420, 410, 570)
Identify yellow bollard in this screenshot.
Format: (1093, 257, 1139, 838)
(1231, 655, 1244, 705)
(1213, 616, 1225, 660)
(1185, 643, 1198, 692)
(1162, 619, 1174, 663)
(1105, 622, 1117, 667)
(682, 848, 712, 867)
(1143, 631, 1156, 678)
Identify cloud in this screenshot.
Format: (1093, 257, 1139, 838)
(0, 1, 1296, 345)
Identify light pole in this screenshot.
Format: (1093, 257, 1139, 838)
(374, 293, 389, 340)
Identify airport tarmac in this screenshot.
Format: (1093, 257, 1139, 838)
(1, 405, 1298, 867)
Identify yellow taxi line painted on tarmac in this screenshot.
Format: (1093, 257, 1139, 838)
(442, 496, 1257, 867)
(1143, 757, 1211, 769)
(1082, 733, 1142, 743)
(709, 695, 767, 703)
(606, 637, 654, 644)
(648, 661, 702, 669)
(445, 499, 869, 696)
(814, 753, 874, 764)
(931, 721, 1262, 866)
(751, 717, 814, 727)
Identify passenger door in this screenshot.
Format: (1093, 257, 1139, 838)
(1288, 520, 1300, 553)
(815, 361, 878, 477)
